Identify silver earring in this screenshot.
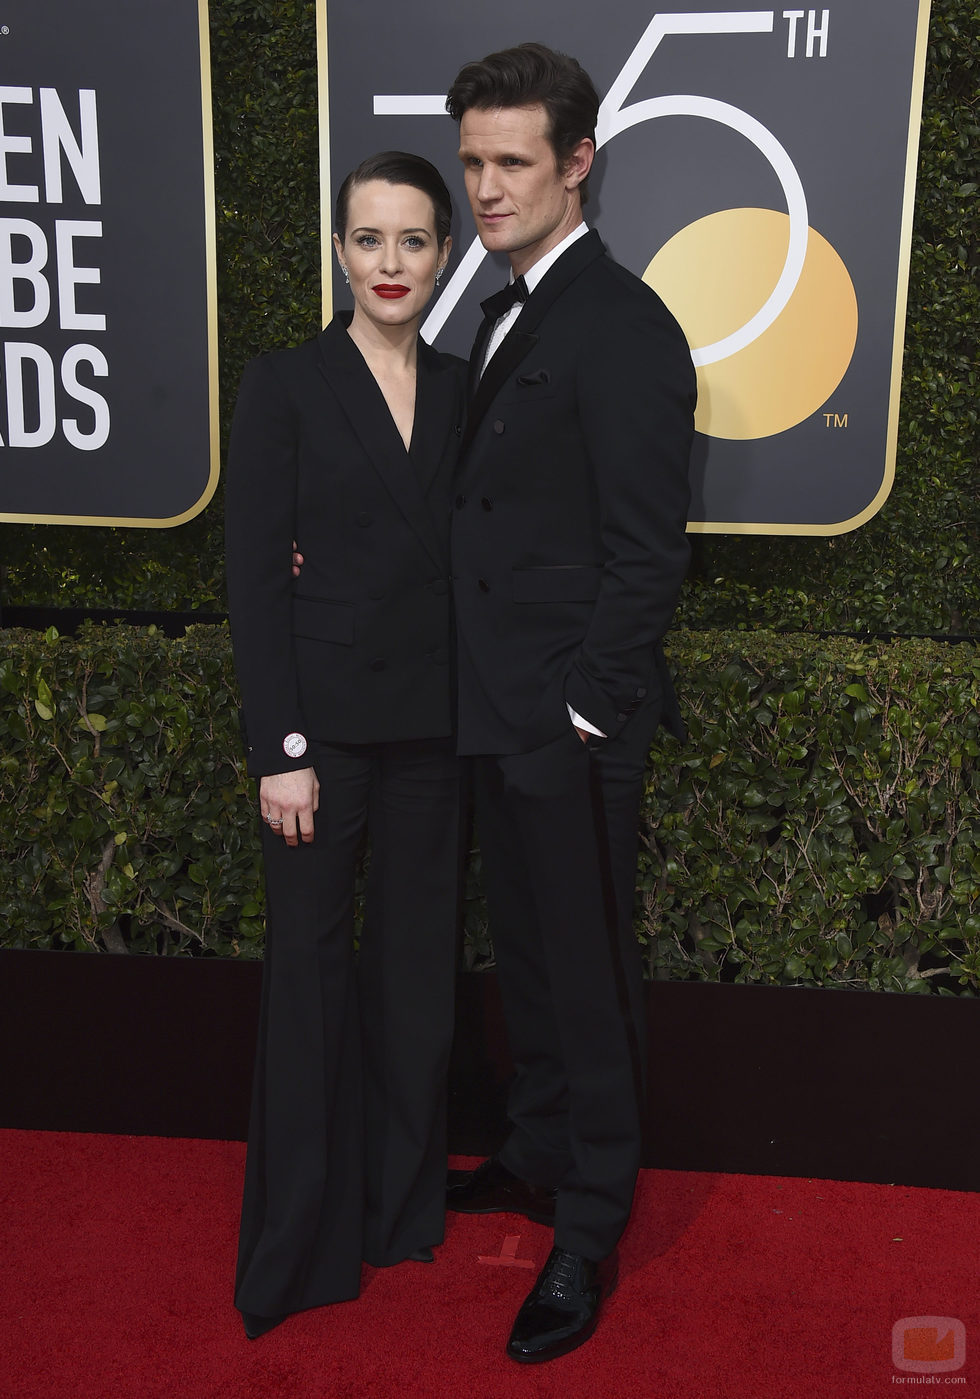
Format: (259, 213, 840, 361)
(341, 266, 349, 285)
(435, 267, 444, 286)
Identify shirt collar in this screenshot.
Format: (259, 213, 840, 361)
(516, 222, 589, 295)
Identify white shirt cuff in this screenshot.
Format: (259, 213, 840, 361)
(567, 704, 606, 738)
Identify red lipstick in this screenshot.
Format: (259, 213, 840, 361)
(373, 284, 410, 298)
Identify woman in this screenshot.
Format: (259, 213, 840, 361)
(225, 152, 464, 1340)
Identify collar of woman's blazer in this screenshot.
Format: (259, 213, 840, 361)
(316, 311, 453, 376)
(313, 314, 456, 571)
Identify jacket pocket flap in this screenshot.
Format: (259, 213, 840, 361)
(512, 565, 603, 603)
(498, 380, 558, 406)
(292, 595, 355, 644)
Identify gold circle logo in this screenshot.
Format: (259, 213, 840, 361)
(645, 208, 858, 440)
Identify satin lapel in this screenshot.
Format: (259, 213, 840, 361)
(514, 229, 605, 333)
(459, 231, 606, 463)
(467, 316, 492, 401)
(459, 328, 538, 461)
(315, 319, 446, 571)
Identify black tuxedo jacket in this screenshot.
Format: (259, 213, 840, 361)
(225, 315, 465, 775)
(452, 230, 696, 755)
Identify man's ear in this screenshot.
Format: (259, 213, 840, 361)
(562, 137, 595, 191)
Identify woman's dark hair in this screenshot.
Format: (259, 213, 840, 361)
(445, 43, 600, 202)
(334, 150, 452, 246)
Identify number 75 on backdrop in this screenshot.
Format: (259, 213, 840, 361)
(318, 0, 930, 535)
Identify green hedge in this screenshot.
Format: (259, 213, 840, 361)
(640, 634, 980, 993)
(0, 0, 977, 633)
(2, 625, 976, 993)
(0, 625, 259, 956)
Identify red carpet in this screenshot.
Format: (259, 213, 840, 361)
(1, 1131, 976, 1398)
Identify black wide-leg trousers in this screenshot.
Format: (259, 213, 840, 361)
(235, 736, 461, 1319)
(473, 703, 660, 1262)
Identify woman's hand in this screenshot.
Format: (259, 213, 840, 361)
(259, 768, 319, 846)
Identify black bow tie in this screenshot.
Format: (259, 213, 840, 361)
(481, 275, 529, 323)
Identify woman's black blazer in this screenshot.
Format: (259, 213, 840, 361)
(225, 315, 465, 776)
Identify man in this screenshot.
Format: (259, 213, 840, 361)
(444, 43, 696, 1363)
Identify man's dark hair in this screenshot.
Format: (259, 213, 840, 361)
(446, 43, 600, 203)
(334, 150, 453, 246)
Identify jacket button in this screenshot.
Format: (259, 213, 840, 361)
(481, 497, 493, 511)
(478, 578, 490, 592)
(454, 424, 462, 436)
(636, 687, 647, 698)
(455, 494, 466, 509)
(430, 579, 449, 595)
(370, 658, 386, 672)
(616, 712, 628, 723)
(493, 420, 505, 435)
(355, 512, 373, 527)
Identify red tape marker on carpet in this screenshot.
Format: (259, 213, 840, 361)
(478, 1233, 538, 1268)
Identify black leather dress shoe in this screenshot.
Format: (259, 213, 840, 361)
(506, 1246, 618, 1363)
(446, 1157, 556, 1225)
(241, 1310, 289, 1340)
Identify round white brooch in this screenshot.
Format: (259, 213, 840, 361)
(282, 732, 308, 758)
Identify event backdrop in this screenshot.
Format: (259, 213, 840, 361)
(0, 0, 217, 527)
(318, 1, 930, 535)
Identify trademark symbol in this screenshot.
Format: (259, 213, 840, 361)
(823, 412, 848, 428)
(1, 26, 10, 36)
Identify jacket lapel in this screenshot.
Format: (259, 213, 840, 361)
(459, 327, 537, 460)
(315, 317, 447, 570)
(467, 316, 492, 401)
(411, 339, 458, 498)
(460, 230, 606, 462)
